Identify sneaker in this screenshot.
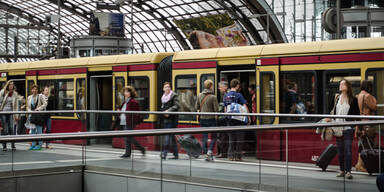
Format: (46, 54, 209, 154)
(32, 146, 42, 151)
(345, 172, 353, 179)
(336, 171, 345, 177)
(2, 148, 6, 152)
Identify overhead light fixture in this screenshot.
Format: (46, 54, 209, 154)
(96, 2, 120, 10)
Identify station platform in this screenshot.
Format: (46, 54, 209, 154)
(0, 143, 378, 192)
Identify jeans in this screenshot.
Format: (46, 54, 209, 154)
(162, 122, 178, 157)
(336, 128, 354, 172)
(123, 125, 145, 156)
(1, 114, 15, 148)
(31, 125, 43, 147)
(227, 119, 245, 159)
(200, 119, 217, 154)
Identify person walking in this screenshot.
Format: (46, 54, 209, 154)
(355, 80, 377, 172)
(27, 84, 47, 150)
(327, 79, 359, 179)
(224, 79, 250, 161)
(0, 80, 19, 151)
(120, 86, 146, 158)
(196, 79, 219, 161)
(160, 82, 179, 160)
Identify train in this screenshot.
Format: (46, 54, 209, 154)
(1, 37, 384, 165)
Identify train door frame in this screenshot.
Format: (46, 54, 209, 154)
(256, 65, 279, 125)
(362, 62, 384, 116)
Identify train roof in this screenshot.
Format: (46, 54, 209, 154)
(0, 52, 173, 72)
(173, 37, 384, 62)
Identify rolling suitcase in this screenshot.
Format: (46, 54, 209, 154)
(316, 144, 338, 171)
(360, 137, 384, 174)
(176, 135, 202, 159)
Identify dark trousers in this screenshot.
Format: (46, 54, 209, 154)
(217, 118, 228, 157)
(123, 125, 145, 156)
(227, 119, 245, 159)
(1, 115, 15, 148)
(377, 173, 384, 192)
(336, 129, 354, 172)
(200, 119, 217, 154)
(162, 122, 178, 157)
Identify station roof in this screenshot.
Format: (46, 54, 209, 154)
(0, 0, 286, 63)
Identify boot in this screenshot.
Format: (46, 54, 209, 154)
(355, 154, 367, 172)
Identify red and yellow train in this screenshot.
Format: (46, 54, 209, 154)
(1, 37, 384, 165)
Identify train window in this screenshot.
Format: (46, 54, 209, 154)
(115, 77, 125, 109)
(260, 72, 275, 124)
(366, 69, 384, 115)
(280, 72, 316, 122)
(76, 78, 86, 110)
(324, 70, 360, 114)
(175, 75, 197, 121)
(200, 74, 215, 93)
(57, 79, 74, 116)
(38, 80, 55, 95)
(128, 76, 149, 118)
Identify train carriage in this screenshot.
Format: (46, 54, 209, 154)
(0, 37, 383, 165)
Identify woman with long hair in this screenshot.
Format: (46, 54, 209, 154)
(27, 84, 47, 150)
(328, 79, 359, 179)
(0, 80, 19, 151)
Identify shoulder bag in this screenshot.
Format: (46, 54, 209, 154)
(30, 95, 46, 126)
(197, 94, 210, 122)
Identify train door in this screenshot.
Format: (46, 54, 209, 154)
(364, 64, 384, 116)
(26, 74, 37, 97)
(256, 65, 279, 124)
(89, 74, 113, 144)
(8, 76, 26, 99)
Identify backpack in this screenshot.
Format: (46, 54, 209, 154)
(225, 93, 248, 124)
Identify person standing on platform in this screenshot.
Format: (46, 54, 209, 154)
(43, 86, 55, 149)
(224, 79, 250, 161)
(217, 81, 229, 158)
(327, 79, 359, 179)
(196, 79, 219, 161)
(27, 84, 47, 150)
(0, 80, 19, 151)
(160, 82, 179, 160)
(355, 80, 377, 172)
(119, 86, 146, 158)
(248, 84, 257, 124)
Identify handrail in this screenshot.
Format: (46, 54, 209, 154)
(4, 110, 384, 120)
(1, 120, 384, 142)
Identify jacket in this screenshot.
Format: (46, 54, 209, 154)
(329, 94, 360, 121)
(160, 92, 179, 123)
(195, 89, 219, 120)
(0, 89, 20, 119)
(119, 98, 141, 128)
(27, 94, 48, 112)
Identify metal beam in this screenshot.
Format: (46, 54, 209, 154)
(0, 24, 51, 30)
(47, 0, 89, 20)
(0, 54, 47, 59)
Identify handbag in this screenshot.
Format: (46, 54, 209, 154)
(318, 118, 334, 141)
(29, 95, 46, 126)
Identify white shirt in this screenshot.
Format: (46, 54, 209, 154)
(119, 98, 130, 126)
(336, 97, 351, 129)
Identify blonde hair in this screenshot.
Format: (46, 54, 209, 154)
(204, 79, 213, 89)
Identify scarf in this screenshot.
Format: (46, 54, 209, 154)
(161, 90, 173, 104)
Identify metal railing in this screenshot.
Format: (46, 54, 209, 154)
(0, 110, 384, 142)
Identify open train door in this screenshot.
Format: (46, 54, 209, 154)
(256, 59, 281, 161)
